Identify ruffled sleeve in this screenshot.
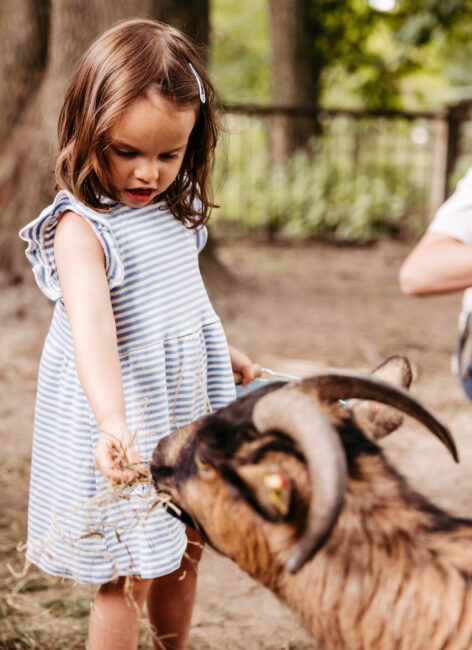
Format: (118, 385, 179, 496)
(194, 225, 208, 254)
(187, 195, 208, 254)
(19, 190, 124, 301)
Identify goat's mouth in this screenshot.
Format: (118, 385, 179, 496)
(156, 490, 212, 546)
(158, 492, 194, 528)
(150, 462, 172, 485)
(150, 463, 212, 544)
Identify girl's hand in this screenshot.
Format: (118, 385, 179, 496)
(94, 419, 144, 485)
(229, 345, 262, 387)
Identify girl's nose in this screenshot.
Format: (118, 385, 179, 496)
(135, 158, 159, 183)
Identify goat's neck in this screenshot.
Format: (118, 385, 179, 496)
(277, 453, 472, 650)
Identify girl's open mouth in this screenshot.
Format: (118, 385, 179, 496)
(126, 188, 155, 202)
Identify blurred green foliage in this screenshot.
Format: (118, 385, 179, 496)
(210, 0, 472, 109)
(212, 113, 429, 242)
(209, 0, 270, 103)
(209, 0, 472, 242)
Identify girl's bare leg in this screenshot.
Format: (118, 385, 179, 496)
(146, 528, 204, 650)
(88, 575, 152, 650)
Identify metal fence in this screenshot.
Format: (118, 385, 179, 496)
(212, 104, 472, 241)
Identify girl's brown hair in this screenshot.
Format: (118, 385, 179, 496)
(56, 18, 219, 227)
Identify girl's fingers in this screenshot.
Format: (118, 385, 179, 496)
(125, 445, 142, 464)
(96, 461, 140, 485)
(125, 447, 147, 477)
(234, 364, 262, 387)
(94, 438, 144, 484)
(241, 364, 262, 387)
(102, 465, 135, 485)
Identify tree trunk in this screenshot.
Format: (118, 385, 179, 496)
(268, 0, 319, 164)
(0, 0, 49, 150)
(0, 0, 209, 273)
(159, 0, 210, 52)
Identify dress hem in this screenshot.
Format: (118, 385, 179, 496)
(25, 551, 186, 585)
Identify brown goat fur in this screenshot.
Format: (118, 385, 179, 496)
(151, 356, 472, 649)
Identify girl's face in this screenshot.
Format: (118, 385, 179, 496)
(107, 90, 198, 209)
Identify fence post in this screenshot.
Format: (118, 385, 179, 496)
(428, 108, 451, 221)
(428, 102, 469, 221)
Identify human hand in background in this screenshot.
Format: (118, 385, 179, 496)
(229, 345, 262, 387)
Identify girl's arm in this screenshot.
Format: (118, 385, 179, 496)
(54, 211, 141, 484)
(229, 345, 261, 387)
(399, 231, 472, 296)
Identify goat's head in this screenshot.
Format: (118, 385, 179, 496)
(151, 355, 457, 575)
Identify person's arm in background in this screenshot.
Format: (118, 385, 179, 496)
(399, 231, 472, 296)
(399, 167, 472, 297)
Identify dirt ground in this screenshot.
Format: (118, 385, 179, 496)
(2, 238, 472, 649)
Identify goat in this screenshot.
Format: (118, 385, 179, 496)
(151, 355, 472, 650)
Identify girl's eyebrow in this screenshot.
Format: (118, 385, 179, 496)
(111, 140, 138, 150)
(111, 140, 188, 154)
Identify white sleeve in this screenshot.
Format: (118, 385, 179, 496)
(428, 167, 472, 244)
(427, 167, 472, 312)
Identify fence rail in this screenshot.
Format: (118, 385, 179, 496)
(213, 103, 472, 241)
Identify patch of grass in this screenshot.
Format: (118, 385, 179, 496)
(0, 589, 88, 649)
(0, 568, 90, 649)
(0, 458, 161, 649)
(17, 577, 50, 594)
(0, 459, 90, 649)
(43, 596, 90, 619)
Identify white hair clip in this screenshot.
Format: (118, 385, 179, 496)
(188, 61, 206, 104)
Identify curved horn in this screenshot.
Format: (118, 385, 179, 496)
(252, 389, 347, 574)
(296, 370, 458, 462)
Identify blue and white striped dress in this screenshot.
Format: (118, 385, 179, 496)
(19, 190, 236, 584)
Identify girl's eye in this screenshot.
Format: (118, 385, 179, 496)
(114, 148, 137, 158)
(160, 153, 179, 161)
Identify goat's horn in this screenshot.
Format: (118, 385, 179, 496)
(252, 389, 347, 574)
(296, 370, 458, 462)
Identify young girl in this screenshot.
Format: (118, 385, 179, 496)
(20, 18, 259, 650)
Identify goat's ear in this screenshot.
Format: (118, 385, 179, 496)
(349, 354, 412, 440)
(234, 464, 292, 521)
